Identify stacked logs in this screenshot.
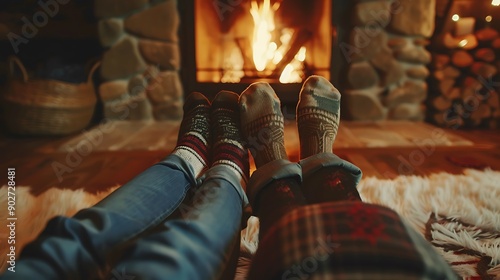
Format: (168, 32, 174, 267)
(430, 27, 500, 129)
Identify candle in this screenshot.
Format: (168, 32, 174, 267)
(455, 17, 476, 36)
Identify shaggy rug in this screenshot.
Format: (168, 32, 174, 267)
(1, 169, 499, 279)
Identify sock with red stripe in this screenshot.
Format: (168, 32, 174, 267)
(211, 91, 249, 188)
(173, 92, 211, 178)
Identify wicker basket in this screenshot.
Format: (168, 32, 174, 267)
(1, 56, 100, 136)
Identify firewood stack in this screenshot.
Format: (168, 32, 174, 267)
(429, 28, 500, 129)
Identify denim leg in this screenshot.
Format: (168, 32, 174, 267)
(109, 165, 246, 280)
(0, 154, 195, 280)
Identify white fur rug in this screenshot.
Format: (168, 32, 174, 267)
(1, 169, 499, 279)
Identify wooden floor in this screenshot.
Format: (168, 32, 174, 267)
(1, 121, 499, 195)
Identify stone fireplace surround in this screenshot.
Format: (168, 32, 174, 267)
(95, 0, 498, 127)
(342, 0, 435, 121)
(95, 0, 437, 122)
(96, 0, 183, 121)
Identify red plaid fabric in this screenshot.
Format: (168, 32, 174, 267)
(248, 201, 459, 280)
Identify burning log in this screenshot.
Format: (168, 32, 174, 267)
(451, 50, 474, 68)
(429, 29, 499, 128)
(271, 28, 312, 77)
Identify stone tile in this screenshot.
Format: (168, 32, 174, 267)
(139, 39, 180, 70)
(344, 27, 388, 62)
(406, 66, 430, 80)
(128, 74, 148, 96)
(370, 48, 405, 87)
(99, 80, 128, 101)
(125, 0, 179, 42)
(370, 47, 394, 72)
(389, 0, 436, 37)
(346, 90, 386, 120)
(101, 36, 147, 81)
(385, 81, 427, 108)
(395, 46, 431, 64)
(152, 99, 183, 121)
(353, 1, 392, 27)
(98, 18, 124, 47)
(389, 103, 424, 121)
(348, 61, 379, 89)
(146, 71, 183, 104)
(127, 94, 154, 120)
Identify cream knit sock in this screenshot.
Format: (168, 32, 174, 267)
(297, 75, 341, 159)
(239, 83, 288, 168)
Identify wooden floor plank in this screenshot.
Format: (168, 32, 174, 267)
(348, 126, 414, 147)
(419, 122, 474, 146)
(1, 121, 498, 196)
(335, 125, 365, 148)
(345, 153, 383, 178)
(123, 121, 180, 151)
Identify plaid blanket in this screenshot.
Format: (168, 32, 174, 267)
(247, 202, 460, 280)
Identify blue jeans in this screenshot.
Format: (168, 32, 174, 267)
(0, 155, 246, 280)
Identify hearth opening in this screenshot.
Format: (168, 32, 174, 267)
(179, 0, 333, 103)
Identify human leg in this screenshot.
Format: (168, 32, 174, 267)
(108, 91, 250, 280)
(249, 201, 459, 280)
(248, 77, 457, 279)
(297, 76, 363, 203)
(239, 82, 307, 236)
(1, 93, 211, 280)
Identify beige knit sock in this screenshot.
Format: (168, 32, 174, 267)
(297, 75, 341, 159)
(239, 83, 288, 168)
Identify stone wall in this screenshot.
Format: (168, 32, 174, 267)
(343, 0, 435, 121)
(429, 28, 500, 129)
(95, 0, 183, 121)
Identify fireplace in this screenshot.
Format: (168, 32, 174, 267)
(178, 0, 334, 104)
(1, 0, 497, 128)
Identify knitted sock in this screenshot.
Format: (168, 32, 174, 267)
(211, 91, 249, 187)
(254, 177, 306, 237)
(239, 83, 288, 168)
(297, 75, 341, 159)
(172, 92, 211, 178)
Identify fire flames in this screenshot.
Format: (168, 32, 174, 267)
(222, 0, 307, 84)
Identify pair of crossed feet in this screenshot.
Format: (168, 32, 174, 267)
(173, 76, 341, 193)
